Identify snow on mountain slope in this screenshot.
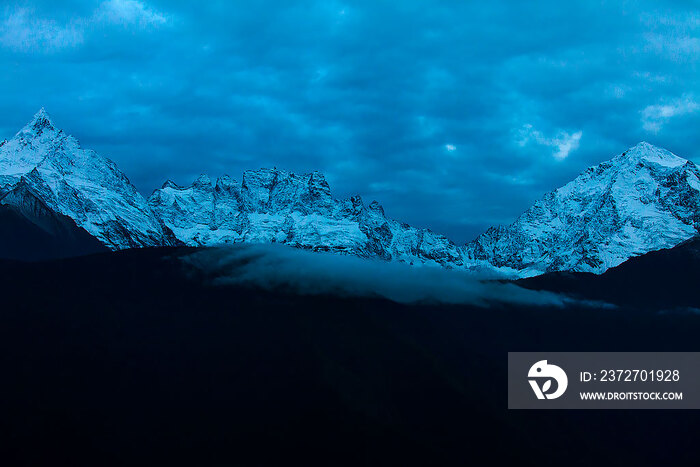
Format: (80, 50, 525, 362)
(148, 168, 465, 267)
(2, 109, 696, 277)
(464, 142, 700, 275)
(0, 109, 177, 249)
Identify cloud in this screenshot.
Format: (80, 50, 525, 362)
(96, 0, 168, 27)
(0, 1, 697, 244)
(645, 33, 700, 62)
(640, 12, 700, 63)
(517, 124, 583, 160)
(0, 8, 83, 52)
(182, 244, 576, 308)
(0, 1, 168, 53)
(641, 95, 699, 133)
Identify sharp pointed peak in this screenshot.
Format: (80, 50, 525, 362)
(32, 107, 54, 123)
(21, 107, 58, 135)
(368, 200, 385, 215)
(215, 174, 235, 186)
(161, 180, 181, 189)
(192, 173, 213, 187)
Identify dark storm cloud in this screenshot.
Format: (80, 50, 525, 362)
(0, 1, 697, 243)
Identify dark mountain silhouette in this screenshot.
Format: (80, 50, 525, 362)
(519, 236, 700, 310)
(0, 181, 107, 260)
(1, 247, 700, 465)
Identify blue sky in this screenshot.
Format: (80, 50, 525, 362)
(0, 1, 698, 242)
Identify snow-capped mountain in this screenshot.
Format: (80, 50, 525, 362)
(465, 142, 700, 275)
(148, 169, 465, 267)
(2, 109, 698, 277)
(0, 109, 177, 249)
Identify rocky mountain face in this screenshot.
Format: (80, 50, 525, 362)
(148, 169, 465, 267)
(464, 142, 700, 275)
(0, 109, 177, 249)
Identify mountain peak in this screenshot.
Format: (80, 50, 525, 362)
(617, 141, 686, 168)
(33, 107, 49, 120)
(368, 200, 385, 216)
(1, 109, 176, 250)
(631, 141, 655, 150)
(161, 180, 181, 190)
(192, 174, 213, 188)
(467, 142, 700, 275)
(23, 107, 57, 135)
(215, 175, 236, 189)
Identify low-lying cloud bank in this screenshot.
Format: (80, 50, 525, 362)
(182, 244, 585, 308)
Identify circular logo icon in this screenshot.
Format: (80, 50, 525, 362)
(528, 360, 568, 400)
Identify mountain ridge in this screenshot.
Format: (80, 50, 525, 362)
(0, 109, 178, 249)
(2, 109, 699, 276)
(148, 167, 465, 267)
(464, 141, 700, 275)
